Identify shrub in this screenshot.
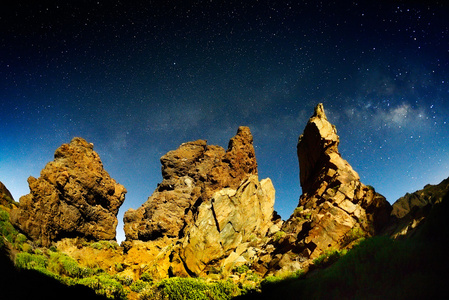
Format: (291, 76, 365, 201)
(0, 209, 9, 222)
(140, 271, 153, 283)
(273, 231, 286, 242)
(78, 274, 128, 300)
(0, 209, 18, 243)
(233, 264, 249, 274)
(48, 252, 89, 278)
(116, 275, 133, 286)
(21, 242, 33, 253)
(130, 279, 150, 293)
(15, 252, 48, 270)
(157, 277, 239, 300)
(114, 262, 125, 272)
(260, 275, 283, 287)
(246, 272, 260, 282)
(15, 233, 27, 244)
(90, 240, 119, 250)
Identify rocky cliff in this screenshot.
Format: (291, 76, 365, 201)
(123, 126, 277, 277)
(256, 104, 392, 275)
(10, 137, 126, 247)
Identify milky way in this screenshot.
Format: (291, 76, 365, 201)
(1, 1, 448, 242)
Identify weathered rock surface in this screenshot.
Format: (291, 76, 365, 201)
(123, 127, 277, 276)
(0, 181, 15, 208)
(387, 176, 449, 238)
(176, 174, 275, 275)
(258, 104, 391, 275)
(124, 126, 259, 241)
(10, 138, 126, 246)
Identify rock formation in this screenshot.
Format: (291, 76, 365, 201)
(257, 104, 391, 275)
(387, 176, 449, 238)
(123, 126, 277, 276)
(10, 138, 126, 247)
(0, 181, 15, 208)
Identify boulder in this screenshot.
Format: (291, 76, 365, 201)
(10, 138, 126, 246)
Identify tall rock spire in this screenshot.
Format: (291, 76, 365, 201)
(266, 103, 392, 274)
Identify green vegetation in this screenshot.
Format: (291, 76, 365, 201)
(154, 277, 240, 300)
(273, 230, 286, 242)
(13, 245, 128, 299)
(0, 208, 19, 247)
(250, 235, 446, 299)
(130, 279, 150, 293)
(89, 240, 119, 250)
(78, 274, 128, 299)
(312, 248, 347, 269)
(140, 271, 153, 283)
(233, 264, 249, 274)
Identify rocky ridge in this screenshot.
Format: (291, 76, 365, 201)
(10, 137, 127, 247)
(3, 104, 447, 299)
(387, 176, 449, 238)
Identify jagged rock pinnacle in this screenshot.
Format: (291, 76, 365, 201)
(264, 103, 392, 275)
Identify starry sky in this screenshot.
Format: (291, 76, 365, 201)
(1, 1, 448, 242)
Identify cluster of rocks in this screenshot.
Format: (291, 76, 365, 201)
(123, 126, 278, 277)
(5, 103, 446, 280)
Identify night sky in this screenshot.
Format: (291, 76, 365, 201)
(1, 1, 448, 242)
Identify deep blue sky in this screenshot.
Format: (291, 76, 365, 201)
(1, 1, 448, 242)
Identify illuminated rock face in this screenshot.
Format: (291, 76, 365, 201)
(263, 103, 392, 274)
(10, 137, 126, 247)
(123, 126, 277, 276)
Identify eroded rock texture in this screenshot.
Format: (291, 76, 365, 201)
(261, 104, 391, 274)
(10, 138, 126, 246)
(123, 126, 276, 276)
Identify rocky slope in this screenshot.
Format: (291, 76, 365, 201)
(254, 104, 392, 275)
(0, 181, 15, 208)
(123, 126, 278, 277)
(10, 137, 127, 247)
(386, 176, 449, 238)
